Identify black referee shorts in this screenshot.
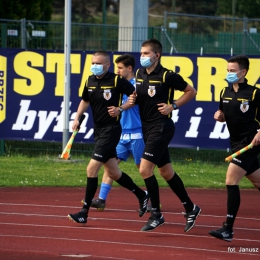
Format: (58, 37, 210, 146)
(142, 120, 175, 168)
(92, 124, 121, 163)
(230, 136, 260, 175)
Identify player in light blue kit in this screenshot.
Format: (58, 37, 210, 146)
(89, 54, 146, 211)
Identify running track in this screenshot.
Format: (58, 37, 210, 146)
(0, 187, 259, 260)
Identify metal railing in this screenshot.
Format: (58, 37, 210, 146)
(163, 12, 260, 55)
(0, 13, 259, 55)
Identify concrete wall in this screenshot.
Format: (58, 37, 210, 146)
(118, 0, 148, 52)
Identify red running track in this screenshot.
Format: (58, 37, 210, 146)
(0, 187, 259, 260)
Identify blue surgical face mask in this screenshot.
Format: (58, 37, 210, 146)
(140, 56, 155, 68)
(225, 70, 243, 84)
(90, 64, 105, 76)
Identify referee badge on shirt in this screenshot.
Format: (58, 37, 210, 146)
(148, 86, 156, 97)
(103, 89, 111, 100)
(240, 100, 249, 113)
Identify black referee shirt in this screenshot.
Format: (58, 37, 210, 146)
(220, 79, 260, 142)
(135, 63, 187, 123)
(82, 72, 135, 127)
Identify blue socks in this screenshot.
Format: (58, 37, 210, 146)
(99, 183, 112, 200)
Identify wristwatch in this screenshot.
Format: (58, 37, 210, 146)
(119, 107, 124, 113)
(172, 103, 178, 110)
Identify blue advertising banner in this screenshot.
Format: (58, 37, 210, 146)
(0, 49, 260, 149)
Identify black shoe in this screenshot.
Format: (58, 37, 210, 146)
(209, 222, 234, 242)
(81, 198, 106, 211)
(91, 198, 106, 211)
(139, 191, 149, 217)
(147, 203, 162, 212)
(183, 204, 201, 232)
(141, 211, 165, 232)
(68, 209, 88, 224)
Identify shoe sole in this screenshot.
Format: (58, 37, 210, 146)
(184, 208, 201, 233)
(141, 221, 165, 232)
(223, 238, 232, 242)
(81, 199, 105, 211)
(208, 231, 233, 242)
(68, 214, 86, 224)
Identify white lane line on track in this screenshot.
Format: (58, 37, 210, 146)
(0, 222, 260, 243)
(0, 248, 135, 260)
(61, 255, 132, 259)
(0, 211, 260, 233)
(0, 233, 259, 257)
(0, 202, 259, 221)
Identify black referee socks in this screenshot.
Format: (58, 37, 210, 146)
(83, 177, 98, 210)
(167, 173, 193, 213)
(226, 185, 240, 228)
(116, 171, 145, 199)
(144, 175, 160, 212)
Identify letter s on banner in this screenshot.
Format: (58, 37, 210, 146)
(13, 51, 44, 96)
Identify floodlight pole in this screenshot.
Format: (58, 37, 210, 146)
(62, 0, 71, 150)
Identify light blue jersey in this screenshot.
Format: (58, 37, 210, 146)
(120, 78, 142, 135)
(116, 77, 144, 164)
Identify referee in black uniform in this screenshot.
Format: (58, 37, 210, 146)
(134, 39, 201, 232)
(209, 55, 260, 242)
(68, 51, 149, 225)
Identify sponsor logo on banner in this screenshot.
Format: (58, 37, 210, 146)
(0, 49, 259, 148)
(0, 55, 7, 123)
(12, 100, 94, 140)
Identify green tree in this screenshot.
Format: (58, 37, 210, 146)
(150, 0, 218, 15)
(71, 0, 91, 23)
(176, 0, 217, 16)
(217, 0, 260, 18)
(0, 0, 53, 20)
(0, 0, 25, 19)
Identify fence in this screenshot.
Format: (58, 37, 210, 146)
(3, 140, 231, 164)
(163, 12, 260, 55)
(0, 12, 260, 55)
(1, 13, 260, 160)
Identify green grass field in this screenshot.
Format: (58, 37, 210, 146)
(0, 155, 254, 189)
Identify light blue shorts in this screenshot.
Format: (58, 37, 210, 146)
(116, 138, 145, 165)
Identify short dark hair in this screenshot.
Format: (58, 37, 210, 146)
(93, 51, 110, 62)
(141, 38, 162, 55)
(115, 53, 135, 70)
(228, 55, 249, 71)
